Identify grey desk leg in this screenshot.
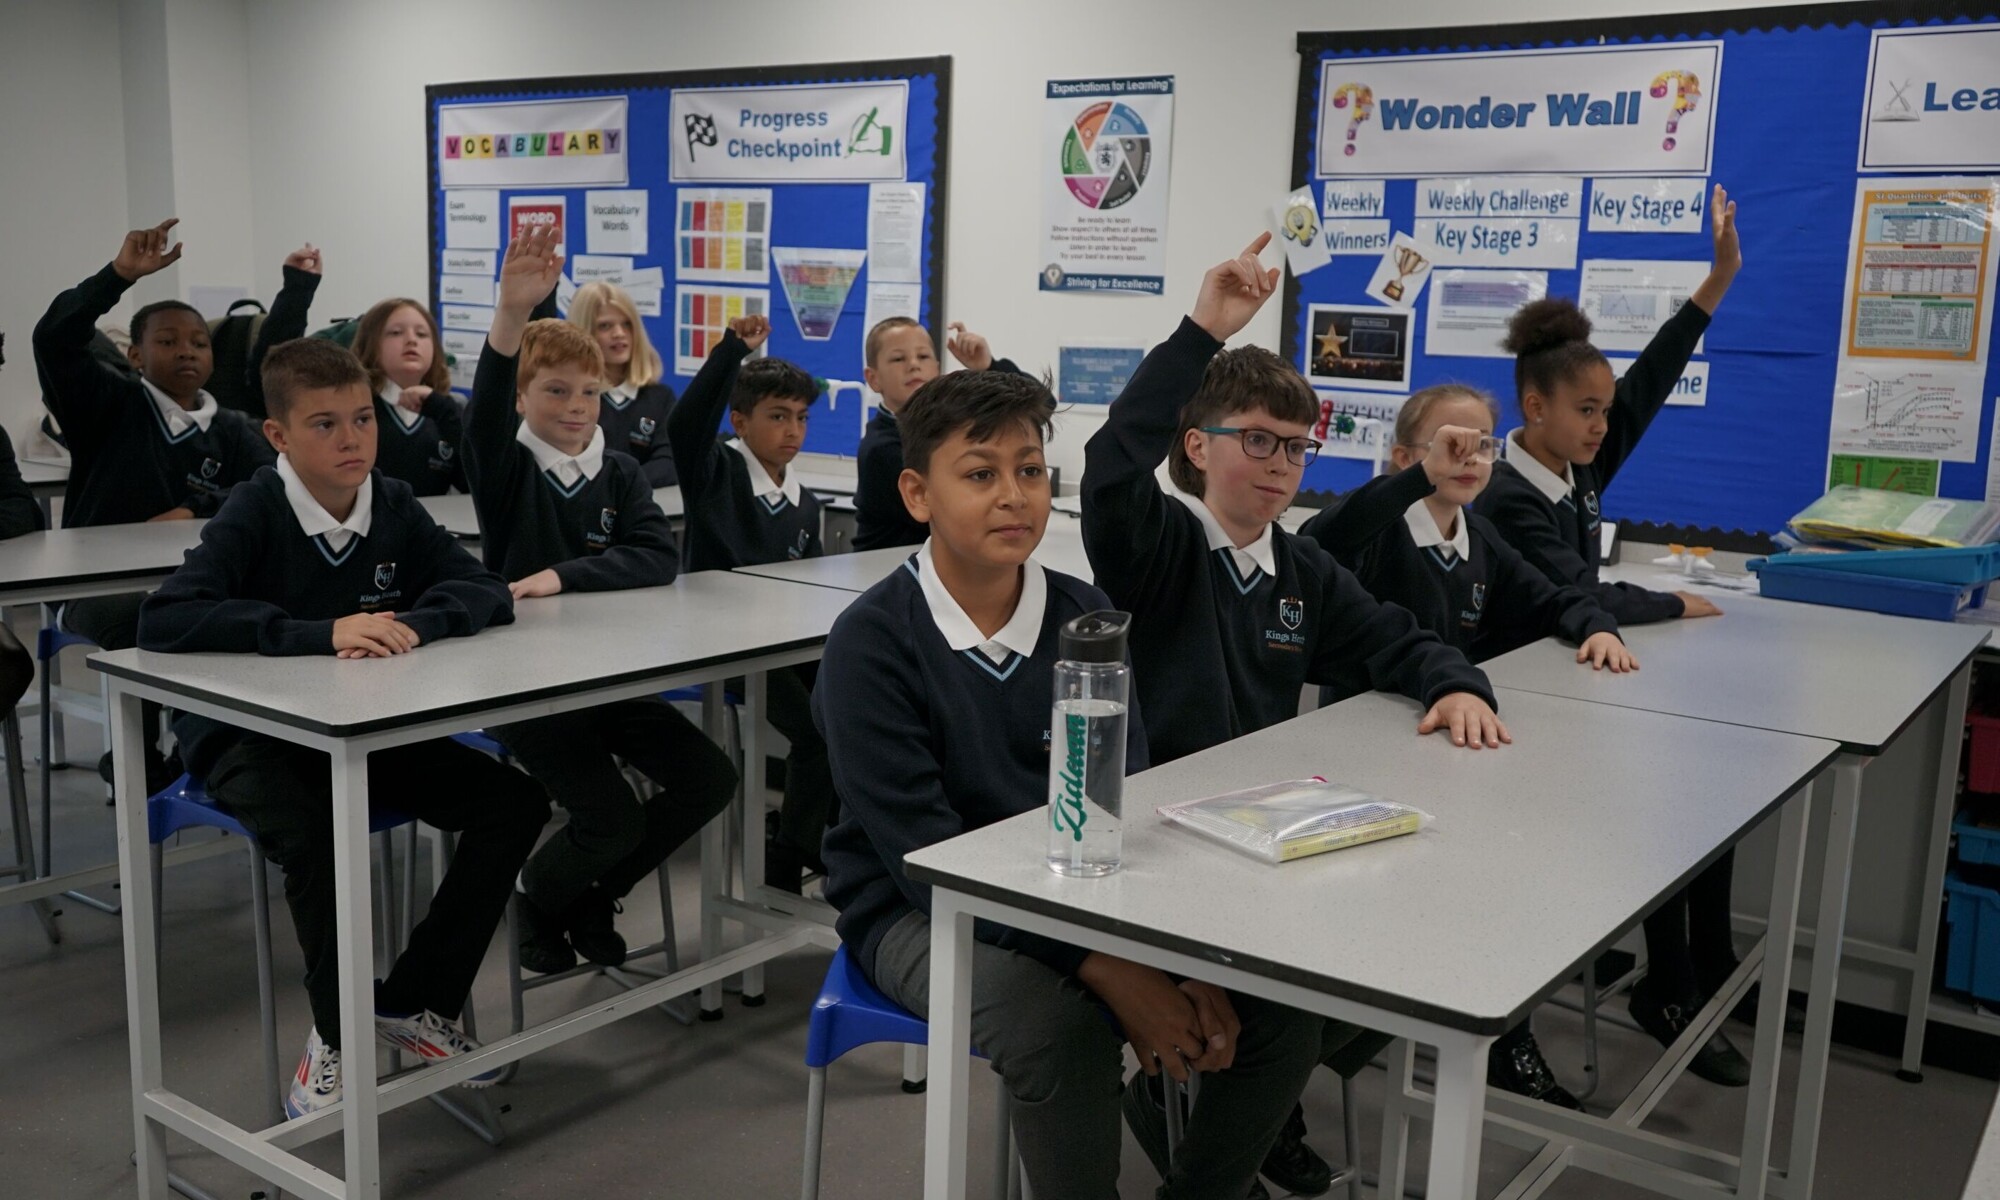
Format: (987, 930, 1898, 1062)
(1736, 784, 1809, 1200)
(1903, 665, 1972, 1082)
(4, 710, 58, 942)
(699, 684, 727, 1017)
(740, 669, 768, 1005)
(1787, 754, 1866, 1197)
(1377, 1038, 1416, 1200)
(1427, 1031, 1491, 1200)
(331, 742, 383, 1198)
(923, 890, 976, 1200)
(110, 687, 168, 1199)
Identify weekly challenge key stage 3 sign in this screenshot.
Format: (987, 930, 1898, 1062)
(1040, 76, 1175, 295)
(669, 81, 909, 183)
(1316, 42, 1721, 179)
(438, 96, 630, 189)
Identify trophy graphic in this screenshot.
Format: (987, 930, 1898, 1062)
(1382, 243, 1428, 302)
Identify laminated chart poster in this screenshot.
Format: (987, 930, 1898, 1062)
(1841, 178, 1999, 364)
(675, 286, 768, 376)
(677, 189, 772, 285)
(1040, 76, 1175, 295)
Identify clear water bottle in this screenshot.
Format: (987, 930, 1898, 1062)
(1047, 610, 1132, 877)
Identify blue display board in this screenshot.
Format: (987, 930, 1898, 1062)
(1287, 4, 2000, 539)
(426, 58, 950, 460)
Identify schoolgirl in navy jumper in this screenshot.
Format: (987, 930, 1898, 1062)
(347, 297, 467, 495)
(852, 315, 1019, 550)
(1476, 186, 1751, 1088)
(569, 281, 678, 486)
(465, 225, 737, 973)
(137, 338, 548, 1119)
(818, 367, 1320, 1200)
(667, 314, 834, 893)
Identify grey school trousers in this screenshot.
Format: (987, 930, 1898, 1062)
(869, 910, 1323, 1200)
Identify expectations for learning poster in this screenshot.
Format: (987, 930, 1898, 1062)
(1039, 76, 1175, 296)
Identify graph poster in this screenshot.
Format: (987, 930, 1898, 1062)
(1039, 75, 1175, 295)
(1827, 359, 1986, 463)
(1840, 178, 1998, 364)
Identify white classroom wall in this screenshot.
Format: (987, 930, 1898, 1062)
(5, 0, 1826, 477)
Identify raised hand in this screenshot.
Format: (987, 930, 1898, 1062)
(1189, 233, 1280, 343)
(729, 314, 772, 352)
(113, 218, 185, 282)
(497, 223, 563, 317)
(945, 321, 994, 370)
(283, 243, 323, 275)
(397, 384, 432, 414)
(1421, 425, 1487, 485)
(1710, 184, 1740, 278)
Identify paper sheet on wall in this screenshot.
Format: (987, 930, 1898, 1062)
(1576, 260, 1710, 354)
(1840, 178, 1999, 365)
(1306, 304, 1412, 393)
(1426, 269, 1547, 358)
(441, 248, 497, 277)
(571, 255, 633, 284)
(438, 275, 495, 307)
(1587, 177, 1708, 234)
(772, 248, 866, 341)
(440, 329, 485, 368)
(1311, 391, 1408, 461)
(1364, 232, 1435, 308)
(1606, 357, 1709, 407)
(508, 195, 566, 255)
(677, 188, 772, 284)
(584, 189, 648, 255)
(555, 274, 577, 316)
(867, 183, 924, 284)
(1986, 404, 2000, 502)
(1271, 188, 1332, 278)
(674, 286, 767, 376)
(626, 286, 662, 318)
(861, 281, 923, 376)
(445, 190, 500, 250)
(1828, 359, 1987, 463)
(440, 304, 493, 333)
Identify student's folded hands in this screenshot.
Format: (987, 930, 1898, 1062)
(1418, 692, 1511, 750)
(1079, 954, 1235, 1081)
(1577, 631, 1638, 673)
(332, 612, 422, 659)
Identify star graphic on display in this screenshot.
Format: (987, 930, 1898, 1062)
(1317, 327, 1347, 359)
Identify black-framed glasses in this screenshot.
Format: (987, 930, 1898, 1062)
(1403, 435, 1504, 464)
(1197, 426, 1323, 467)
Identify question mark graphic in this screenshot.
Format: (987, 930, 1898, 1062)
(1331, 83, 1374, 157)
(1649, 71, 1700, 151)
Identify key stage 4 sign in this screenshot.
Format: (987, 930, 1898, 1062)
(1316, 42, 1721, 179)
(670, 81, 908, 183)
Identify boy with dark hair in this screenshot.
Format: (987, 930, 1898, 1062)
(667, 315, 834, 894)
(821, 366, 1321, 1199)
(138, 336, 549, 1119)
(852, 316, 1018, 550)
(465, 225, 738, 973)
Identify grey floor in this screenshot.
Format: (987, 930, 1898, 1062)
(3, 712, 1996, 1200)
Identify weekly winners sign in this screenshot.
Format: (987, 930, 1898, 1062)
(1316, 41, 1722, 179)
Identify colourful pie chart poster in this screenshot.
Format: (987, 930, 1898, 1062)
(1040, 76, 1175, 296)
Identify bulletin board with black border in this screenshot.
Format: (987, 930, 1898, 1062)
(425, 55, 951, 460)
(1284, 3, 2000, 546)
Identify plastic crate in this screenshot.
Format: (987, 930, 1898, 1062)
(1955, 814, 2000, 865)
(1970, 713, 2000, 793)
(1945, 872, 2000, 1002)
(1746, 557, 1983, 621)
(1757, 544, 2000, 587)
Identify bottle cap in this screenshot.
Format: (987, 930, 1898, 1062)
(1060, 610, 1131, 665)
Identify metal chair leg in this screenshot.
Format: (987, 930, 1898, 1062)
(800, 1064, 827, 1200)
(248, 848, 283, 1129)
(3, 709, 58, 942)
(1341, 1072, 1363, 1200)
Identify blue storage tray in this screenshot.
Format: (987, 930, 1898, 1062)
(1946, 872, 2000, 1003)
(1955, 817, 2000, 867)
(1747, 557, 1983, 621)
(1757, 544, 2000, 587)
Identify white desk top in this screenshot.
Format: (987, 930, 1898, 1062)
(734, 518, 1097, 592)
(18, 459, 67, 493)
(905, 689, 1839, 1034)
(0, 521, 207, 607)
(90, 569, 852, 739)
(1482, 583, 1989, 755)
(416, 486, 685, 539)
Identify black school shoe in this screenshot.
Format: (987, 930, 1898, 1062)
(1258, 1102, 1333, 1196)
(1487, 1027, 1584, 1110)
(1628, 978, 1752, 1087)
(515, 890, 576, 975)
(567, 891, 628, 968)
(1121, 1073, 1271, 1199)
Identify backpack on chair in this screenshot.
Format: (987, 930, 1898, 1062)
(206, 298, 268, 417)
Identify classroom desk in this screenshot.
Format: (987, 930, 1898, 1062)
(19, 458, 67, 523)
(0, 520, 205, 609)
(907, 690, 1840, 1200)
(414, 486, 686, 539)
(1482, 588, 1989, 1199)
(90, 571, 854, 1200)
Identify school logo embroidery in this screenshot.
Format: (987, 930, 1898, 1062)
(1584, 491, 1600, 516)
(199, 457, 221, 479)
(600, 507, 616, 534)
(1278, 596, 1304, 631)
(638, 417, 656, 436)
(374, 562, 397, 590)
(437, 442, 454, 460)
(1471, 582, 1487, 611)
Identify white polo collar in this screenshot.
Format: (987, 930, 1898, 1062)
(729, 438, 802, 507)
(517, 422, 605, 489)
(141, 377, 218, 436)
(603, 380, 637, 409)
(1506, 428, 1575, 506)
(277, 453, 373, 553)
(1174, 490, 1278, 579)
(912, 540, 1047, 666)
(1404, 499, 1470, 561)
(379, 380, 423, 430)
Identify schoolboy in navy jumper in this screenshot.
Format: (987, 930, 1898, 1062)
(818, 368, 1321, 1200)
(465, 225, 737, 973)
(668, 313, 834, 893)
(570, 281, 678, 485)
(1476, 186, 1753, 1089)
(1300, 385, 1634, 669)
(852, 315, 1019, 550)
(137, 338, 549, 1119)
(1082, 234, 1506, 765)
